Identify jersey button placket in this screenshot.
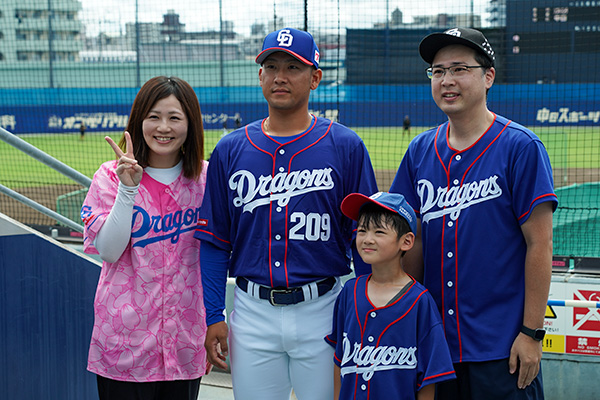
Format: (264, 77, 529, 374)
(444, 153, 463, 348)
(271, 149, 287, 282)
(274, 165, 286, 243)
(443, 238, 458, 334)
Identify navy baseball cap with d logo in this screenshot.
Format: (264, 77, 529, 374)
(255, 27, 320, 69)
(341, 192, 417, 234)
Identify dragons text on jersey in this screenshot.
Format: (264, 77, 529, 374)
(195, 116, 378, 288)
(229, 167, 334, 213)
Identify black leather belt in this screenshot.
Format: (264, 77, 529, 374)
(236, 276, 337, 306)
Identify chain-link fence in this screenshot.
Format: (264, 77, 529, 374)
(0, 0, 598, 256)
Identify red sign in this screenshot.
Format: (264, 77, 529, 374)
(572, 290, 600, 331)
(566, 336, 600, 356)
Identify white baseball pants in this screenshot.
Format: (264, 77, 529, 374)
(229, 280, 341, 400)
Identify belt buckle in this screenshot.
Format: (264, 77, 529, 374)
(269, 288, 292, 306)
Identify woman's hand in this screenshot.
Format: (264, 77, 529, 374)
(105, 131, 143, 187)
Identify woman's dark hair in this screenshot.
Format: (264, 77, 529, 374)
(120, 76, 205, 179)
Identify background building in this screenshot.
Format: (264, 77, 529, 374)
(0, 0, 83, 62)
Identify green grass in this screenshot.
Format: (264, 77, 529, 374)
(525, 126, 600, 169)
(0, 126, 598, 188)
(355, 125, 600, 171)
(0, 133, 121, 187)
(0, 130, 225, 188)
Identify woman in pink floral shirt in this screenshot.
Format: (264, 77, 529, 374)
(81, 76, 209, 400)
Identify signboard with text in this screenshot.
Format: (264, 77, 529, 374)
(544, 281, 600, 356)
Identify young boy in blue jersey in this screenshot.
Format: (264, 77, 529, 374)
(325, 192, 455, 400)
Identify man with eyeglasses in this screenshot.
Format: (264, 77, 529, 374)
(390, 27, 557, 400)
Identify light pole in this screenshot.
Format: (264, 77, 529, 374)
(47, 0, 54, 88)
(219, 0, 224, 88)
(304, 0, 308, 32)
(135, 0, 141, 87)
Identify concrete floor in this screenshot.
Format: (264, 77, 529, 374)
(198, 371, 234, 399)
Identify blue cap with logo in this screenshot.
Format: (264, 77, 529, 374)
(255, 27, 320, 69)
(341, 192, 417, 234)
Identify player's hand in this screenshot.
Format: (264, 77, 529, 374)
(509, 332, 542, 389)
(105, 132, 143, 187)
(204, 321, 229, 370)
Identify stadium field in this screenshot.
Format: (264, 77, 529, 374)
(0, 126, 598, 188)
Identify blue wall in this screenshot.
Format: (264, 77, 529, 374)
(1, 84, 599, 134)
(0, 218, 100, 400)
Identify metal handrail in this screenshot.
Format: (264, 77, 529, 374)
(0, 127, 92, 187)
(0, 127, 92, 232)
(0, 183, 83, 233)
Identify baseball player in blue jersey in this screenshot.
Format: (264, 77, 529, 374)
(390, 28, 558, 400)
(326, 192, 455, 400)
(194, 28, 378, 399)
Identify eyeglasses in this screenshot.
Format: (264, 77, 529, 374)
(426, 65, 486, 79)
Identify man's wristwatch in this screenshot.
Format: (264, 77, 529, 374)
(521, 325, 546, 341)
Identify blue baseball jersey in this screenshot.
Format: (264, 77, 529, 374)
(325, 275, 456, 399)
(390, 113, 558, 363)
(194, 116, 378, 287)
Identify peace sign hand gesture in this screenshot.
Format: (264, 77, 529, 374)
(105, 131, 144, 187)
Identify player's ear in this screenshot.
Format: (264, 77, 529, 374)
(259, 67, 264, 87)
(310, 68, 322, 90)
(485, 67, 495, 89)
(399, 232, 415, 251)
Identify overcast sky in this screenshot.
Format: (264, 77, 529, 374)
(79, 0, 491, 37)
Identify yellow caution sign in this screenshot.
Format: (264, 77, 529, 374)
(545, 305, 557, 319)
(542, 334, 565, 353)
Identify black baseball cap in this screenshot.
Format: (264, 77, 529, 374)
(419, 27, 495, 66)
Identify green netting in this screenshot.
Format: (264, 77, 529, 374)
(56, 188, 88, 227)
(553, 182, 600, 258)
(0, 0, 598, 259)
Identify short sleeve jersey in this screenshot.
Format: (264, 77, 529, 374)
(325, 275, 455, 399)
(390, 114, 558, 363)
(194, 117, 378, 287)
(81, 160, 209, 382)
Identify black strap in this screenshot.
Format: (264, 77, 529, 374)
(236, 277, 336, 306)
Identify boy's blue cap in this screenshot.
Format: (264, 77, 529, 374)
(255, 28, 320, 69)
(341, 192, 417, 234)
